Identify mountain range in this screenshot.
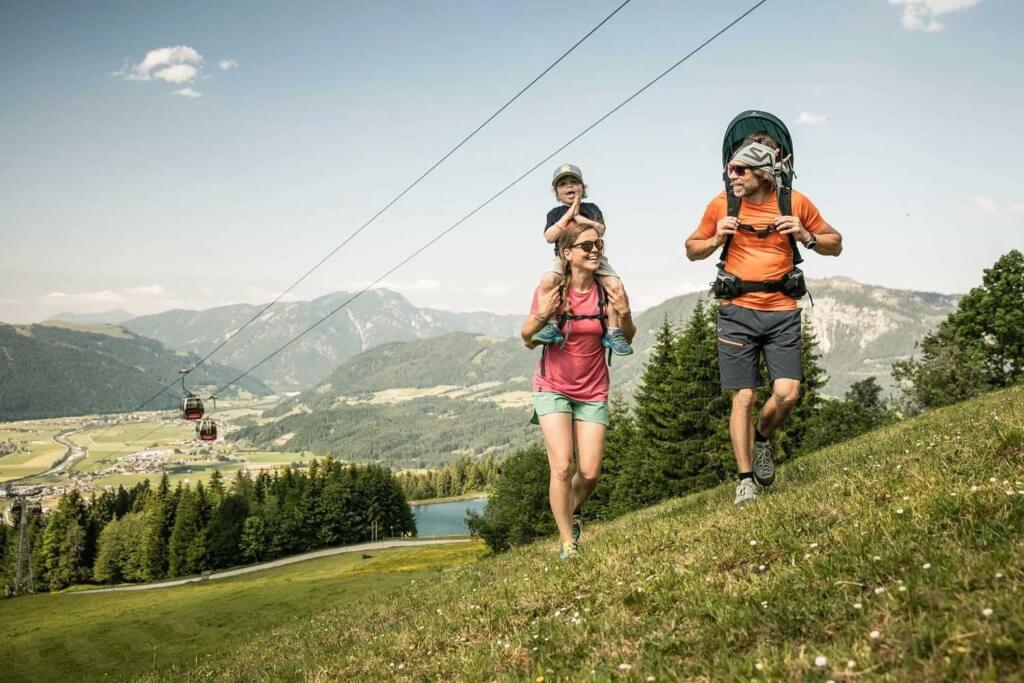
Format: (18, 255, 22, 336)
(230, 277, 959, 465)
(124, 290, 521, 391)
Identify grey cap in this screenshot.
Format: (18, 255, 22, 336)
(552, 163, 583, 186)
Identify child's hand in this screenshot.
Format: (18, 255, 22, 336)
(562, 194, 580, 223)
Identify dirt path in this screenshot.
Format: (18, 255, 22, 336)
(72, 537, 471, 594)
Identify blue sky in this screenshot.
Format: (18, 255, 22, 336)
(1, 0, 1020, 322)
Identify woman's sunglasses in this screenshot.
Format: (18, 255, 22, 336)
(571, 238, 604, 253)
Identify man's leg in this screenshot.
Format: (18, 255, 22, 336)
(757, 378, 801, 437)
(730, 388, 757, 473)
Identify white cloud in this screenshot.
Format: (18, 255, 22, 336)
(797, 112, 829, 126)
(45, 290, 125, 304)
(1010, 204, 1024, 214)
(155, 64, 199, 84)
(172, 87, 202, 98)
(480, 286, 509, 297)
(889, 0, 981, 32)
(118, 45, 203, 81)
(218, 59, 239, 70)
(975, 196, 997, 212)
(125, 285, 169, 296)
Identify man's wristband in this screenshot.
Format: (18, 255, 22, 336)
(804, 234, 817, 251)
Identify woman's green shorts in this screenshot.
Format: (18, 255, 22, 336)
(530, 392, 610, 426)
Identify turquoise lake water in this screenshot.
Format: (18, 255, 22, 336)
(412, 497, 488, 537)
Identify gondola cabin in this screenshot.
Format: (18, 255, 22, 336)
(181, 395, 204, 420)
(197, 418, 217, 441)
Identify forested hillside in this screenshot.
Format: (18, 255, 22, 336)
(0, 323, 269, 420)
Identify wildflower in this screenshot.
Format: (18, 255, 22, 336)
(895, 508, 904, 514)
(755, 663, 764, 671)
(982, 608, 993, 618)
(847, 660, 857, 669)
(990, 477, 997, 483)
(898, 585, 907, 592)
(810, 542, 819, 549)
(618, 663, 632, 671)
(814, 655, 828, 667)
(970, 485, 979, 493)
(870, 630, 881, 640)
(873, 556, 881, 562)
(875, 587, 885, 594)
(536, 677, 544, 683)
(922, 563, 931, 570)
(646, 677, 656, 682)
(996, 572, 1005, 579)
(853, 602, 863, 609)
(750, 540, 758, 546)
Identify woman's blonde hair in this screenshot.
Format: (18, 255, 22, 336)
(554, 223, 600, 318)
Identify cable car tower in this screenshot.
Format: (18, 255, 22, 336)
(3, 485, 41, 596)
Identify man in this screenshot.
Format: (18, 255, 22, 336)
(685, 130, 843, 506)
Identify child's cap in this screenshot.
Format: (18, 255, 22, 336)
(552, 163, 583, 187)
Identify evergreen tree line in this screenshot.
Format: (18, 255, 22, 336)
(470, 300, 898, 552)
(1, 459, 415, 592)
(396, 455, 500, 501)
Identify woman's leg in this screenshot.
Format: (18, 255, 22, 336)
(539, 411, 576, 543)
(571, 420, 607, 511)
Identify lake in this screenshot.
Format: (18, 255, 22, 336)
(411, 497, 488, 537)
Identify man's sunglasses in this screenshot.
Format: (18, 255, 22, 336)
(571, 238, 604, 253)
(726, 163, 771, 176)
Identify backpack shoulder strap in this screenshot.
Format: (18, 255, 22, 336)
(719, 193, 742, 267)
(778, 186, 803, 267)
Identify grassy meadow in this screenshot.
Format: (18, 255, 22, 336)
(0, 542, 485, 682)
(129, 385, 1024, 681)
(0, 423, 67, 481)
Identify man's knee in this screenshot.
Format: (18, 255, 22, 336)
(732, 388, 756, 412)
(772, 381, 800, 407)
(541, 271, 563, 290)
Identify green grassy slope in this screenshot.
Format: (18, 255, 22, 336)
(0, 543, 484, 682)
(156, 386, 1022, 681)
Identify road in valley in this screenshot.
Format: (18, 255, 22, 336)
(71, 537, 473, 594)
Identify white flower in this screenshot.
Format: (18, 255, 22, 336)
(853, 602, 863, 609)
(873, 556, 881, 562)
(814, 655, 828, 667)
(982, 608, 993, 618)
(646, 677, 656, 682)
(870, 630, 881, 640)
(875, 587, 885, 595)
(810, 542, 819, 548)
(847, 660, 857, 669)
(896, 508, 904, 514)
(922, 563, 931, 570)
(750, 540, 758, 546)
(618, 663, 632, 671)
(755, 663, 764, 671)
(996, 572, 1005, 579)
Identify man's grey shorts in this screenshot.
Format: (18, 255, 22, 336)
(716, 304, 803, 389)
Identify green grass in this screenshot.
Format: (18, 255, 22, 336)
(0, 425, 65, 481)
(69, 422, 196, 473)
(140, 385, 1024, 681)
(0, 542, 484, 682)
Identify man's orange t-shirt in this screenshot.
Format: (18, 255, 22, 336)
(696, 189, 827, 311)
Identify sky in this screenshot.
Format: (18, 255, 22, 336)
(1, 0, 1021, 323)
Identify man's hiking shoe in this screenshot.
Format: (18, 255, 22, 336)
(734, 478, 758, 507)
(559, 541, 580, 561)
(572, 514, 583, 544)
(752, 439, 776, 488)
(602, 328, 634, 356)
(531, 322, 565, 346)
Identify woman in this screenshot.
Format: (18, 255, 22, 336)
(521, 222, 636, 560)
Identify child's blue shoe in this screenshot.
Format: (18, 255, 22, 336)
(531, 322, 565, 346)
(602, 328, 633, 356)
